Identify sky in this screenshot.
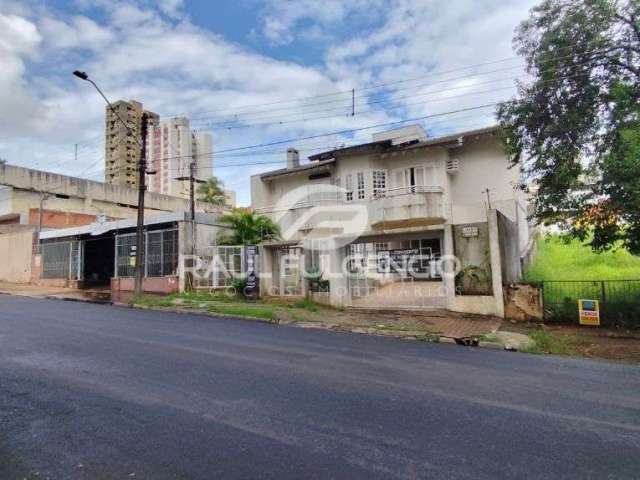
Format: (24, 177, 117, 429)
(0, 0, 539, 206)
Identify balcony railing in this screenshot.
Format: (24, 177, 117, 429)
(369, 188, 446, 229)
(255, 185, 447, 235)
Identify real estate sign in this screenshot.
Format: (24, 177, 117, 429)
(578, 299, 600, 326)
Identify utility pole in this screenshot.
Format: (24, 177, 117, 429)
(74, 143, 78, 163)
(37, 192, 49, 245)
(351, 88, 355, 117)
(133, 113, 149, 296)
(72, 70, 149, 297)
(483, 188, 492, 210)
(189, 159, 196, 221)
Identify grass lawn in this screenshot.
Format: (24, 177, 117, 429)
(525, 235, 640, 281)
(133, 292, 324, 323)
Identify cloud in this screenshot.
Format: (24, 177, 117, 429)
(0, 13, 45, 137)
(40, 15, 114, 50)
(157, 0, 185, 19)
(258, 0, 382, 46)
(0, 0, 539, 205)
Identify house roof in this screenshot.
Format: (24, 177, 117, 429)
(259, 158, 336, 180)
(39, 211, 226, 240)
(257, 125, 500, 181)
(308, 125, 500, 161)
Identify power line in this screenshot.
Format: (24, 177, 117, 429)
(177, 45, 611, 124)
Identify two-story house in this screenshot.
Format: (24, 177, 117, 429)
(251, 125, 532, 317)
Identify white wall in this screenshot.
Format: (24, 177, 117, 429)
(0, 229, 34, 283)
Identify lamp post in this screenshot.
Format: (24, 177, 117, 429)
(72, 70, 148, 296)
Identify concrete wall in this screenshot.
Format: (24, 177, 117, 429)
(0, 164, 221, 225)
(453, 222, 491, 295)
(28, 208, 107, 229)
(111, 276, 179, 294)
(0, 228, 35, 283)
(497, 210, 522, 284)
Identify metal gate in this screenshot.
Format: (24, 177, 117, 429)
(41, 240, 82, 280)
(192, 245, 245, 290)
(542, 280, 640, 328)
(274, 247, 302, 296)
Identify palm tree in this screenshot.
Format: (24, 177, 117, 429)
(197, 176, 226, 206)
(217, 209, 281, 245)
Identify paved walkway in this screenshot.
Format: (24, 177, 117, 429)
(331, 308, 502, 338)
(0, 282, 110, 302)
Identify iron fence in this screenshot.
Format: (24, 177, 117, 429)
(115, 229, 178, 278)
(542, 280, 640, 328)
(41, 241, 81, 280)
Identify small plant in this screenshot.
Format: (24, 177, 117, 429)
(305, 266, 330, 293)
(415, 332, 440, 343)
(292, 298, 318, 312)
(523, 330, 575, 355)
(231, 277, 247, 296)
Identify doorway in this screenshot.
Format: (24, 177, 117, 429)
(82, 237, 115, 287)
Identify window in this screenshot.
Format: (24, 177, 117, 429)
(345, 174, 353, 201)
(357, 172, 365, 199)
(372, 170, 386, 198)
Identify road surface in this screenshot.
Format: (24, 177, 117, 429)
(0, 295, 639, 479)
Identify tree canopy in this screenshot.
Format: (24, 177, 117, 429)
(498, 0, 640, 253)
(217, 209, 281, 246)
(197, 177, 226, 206)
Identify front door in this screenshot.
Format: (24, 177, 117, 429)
(276, 247, 302, 296)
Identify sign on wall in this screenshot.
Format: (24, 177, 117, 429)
(377, 248, 420, 274)
(462, 226, 479, 238)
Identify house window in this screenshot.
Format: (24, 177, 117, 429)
(345, 174, 353, 202)
(357, 172, 365, 200)
(372, 170, 386, 198)
(333, 177, 341, 202)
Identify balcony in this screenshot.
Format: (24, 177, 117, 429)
(368, 186, 446, 230)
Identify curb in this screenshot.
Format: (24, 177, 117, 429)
(43, 295, 112, 305)
(2, 290, 519, 351)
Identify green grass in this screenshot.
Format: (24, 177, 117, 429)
(522, 330, 576, 355)
(525, 235, 640, 281)
(207, 304, 276, 321)
(132, 292, 326, 323)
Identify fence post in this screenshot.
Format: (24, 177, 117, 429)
(600, 280, 606, 320)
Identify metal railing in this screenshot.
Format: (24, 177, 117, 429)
(115, 228, 178, 278)
(542, 280, 640, 328)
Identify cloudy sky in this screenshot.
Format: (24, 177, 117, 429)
(0, 0, 538, 205)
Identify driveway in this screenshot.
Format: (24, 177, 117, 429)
(0, 295, 638, 479)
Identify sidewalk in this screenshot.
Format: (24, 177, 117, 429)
(0, 282, 503, 345)
(0, 282, 111, 303)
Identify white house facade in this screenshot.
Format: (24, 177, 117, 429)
(251, 125, 533, 317)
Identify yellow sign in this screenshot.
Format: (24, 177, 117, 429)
(578, 299, 600, 326)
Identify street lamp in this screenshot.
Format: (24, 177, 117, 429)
(73, 70, 148, 297)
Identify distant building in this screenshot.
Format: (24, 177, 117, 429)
(146, 117, 214, 198)
(0, 163, 223, 228)
(105, 99, 159, 188)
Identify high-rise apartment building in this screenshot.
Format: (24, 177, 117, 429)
(146, 117, 213, 198)
(104, 100, 159, 188)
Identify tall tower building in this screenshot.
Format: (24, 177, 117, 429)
(146, 117, 213, 198)
(104, 100, 158, 188)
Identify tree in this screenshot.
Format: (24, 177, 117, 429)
(497, 0, 640, 253)
(217, 209, 281, 245)
(197, 176, 226, 206)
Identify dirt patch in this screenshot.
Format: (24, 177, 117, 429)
(502, 321, 640, 363)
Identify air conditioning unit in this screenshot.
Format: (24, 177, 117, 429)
(446, 158, 460, 174)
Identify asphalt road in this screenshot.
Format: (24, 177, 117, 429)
(0, 295, 639, 479)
